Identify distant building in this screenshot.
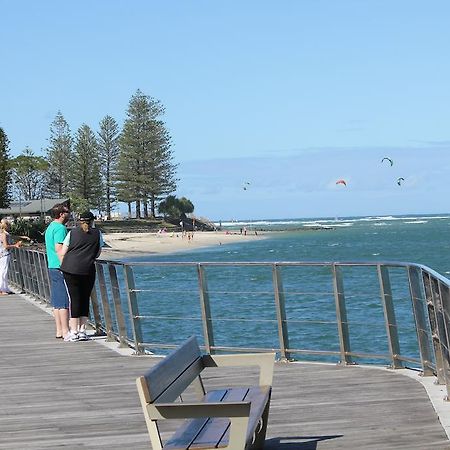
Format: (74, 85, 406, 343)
(0, 198, 70, 220)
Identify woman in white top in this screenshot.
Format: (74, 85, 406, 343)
(0, 219, 22, 295)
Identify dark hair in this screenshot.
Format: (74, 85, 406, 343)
(51, 203, 69, 219)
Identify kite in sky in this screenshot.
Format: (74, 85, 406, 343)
(242, 181, 250, 190)
(336, 179, 347, 186)
(381, 157, 393, 166)
(397, 177, 405, 186)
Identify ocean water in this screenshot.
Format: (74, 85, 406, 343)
(119, 214, 450, 365)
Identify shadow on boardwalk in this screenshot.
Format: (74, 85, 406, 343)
(0, 294, 449, 449)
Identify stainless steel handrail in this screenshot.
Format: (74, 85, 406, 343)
(7, 248, 450, 398)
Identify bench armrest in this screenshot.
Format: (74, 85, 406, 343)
(202, 353, 275, 386)
(147, 401, 251, 420)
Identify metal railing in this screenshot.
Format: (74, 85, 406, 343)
(7, 248, 450, 398)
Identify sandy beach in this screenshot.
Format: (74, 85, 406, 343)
(100, 230, 266, 260)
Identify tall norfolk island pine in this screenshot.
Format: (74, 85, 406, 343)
(71, 124, 103, 211)
(117, 89, 178, 218)
(98, 115, 120, 220)
(45, 111, 73, 197)
(0, 128, 11, 208)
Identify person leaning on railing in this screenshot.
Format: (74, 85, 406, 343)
(0, 218, 22, 295)
(60, 211, 104, 342)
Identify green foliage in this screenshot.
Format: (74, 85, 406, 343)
(71, 124, 103, 210)
(98, 115, 120, 219)
(117, 89, 178, 218)
(158, 195, 194, 219)
(45, 111, 73, 197)
(10, 147, 49, 200)
(0, 128, 11, 208)
(68, 195, 90, 215)
(10, 217, 47, 242)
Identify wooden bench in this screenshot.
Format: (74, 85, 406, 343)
(136, 336, 275, 450)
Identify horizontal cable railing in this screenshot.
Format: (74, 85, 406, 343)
(8, 248, 450, 399)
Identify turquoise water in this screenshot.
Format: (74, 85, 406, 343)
(117, 214, 450, 364)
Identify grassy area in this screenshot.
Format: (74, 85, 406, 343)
(97, 218, 177, 234)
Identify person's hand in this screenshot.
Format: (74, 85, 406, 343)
(15, 241, 23, 248)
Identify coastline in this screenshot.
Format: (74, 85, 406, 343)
(100, 230, 267, 260)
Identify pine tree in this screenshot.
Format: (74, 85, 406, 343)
(10, 147, 49, 200)
(0, 128, 11, 208)
(71, 124, 103, 210)
(45, 111, 73, 197)
(144, 120, 178, 217)
(117, 90, 178, 218)
(98, 115, 120, 220)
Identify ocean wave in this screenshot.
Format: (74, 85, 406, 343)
(215, 214, 450, 228)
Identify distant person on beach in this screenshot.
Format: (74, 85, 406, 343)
(60, 211, 103, 342)
(45, 204, 71, 338)
(0, 218, 22, 295)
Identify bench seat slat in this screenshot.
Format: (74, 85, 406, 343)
(191, 388, 250, 449)
(218, 386, 271, 448)
(163, 386, 271, 450)
(163, 390, 228, 450)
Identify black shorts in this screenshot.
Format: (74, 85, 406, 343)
(63, 270, 96, 318)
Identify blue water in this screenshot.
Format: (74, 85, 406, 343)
(111, 214, 450, 365)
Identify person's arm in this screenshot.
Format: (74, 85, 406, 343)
(57, 231, 71, 263)
(1, 232, 21, 250)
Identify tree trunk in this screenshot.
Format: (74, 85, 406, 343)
(127, 202, 132, 218)
(135, 200, 141, 218)
(143, 200, 148, 218)
(150, 194, 156, 218)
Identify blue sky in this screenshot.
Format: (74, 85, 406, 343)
(2, 1, 450, 220)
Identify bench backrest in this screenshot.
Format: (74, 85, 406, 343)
(139, 336, 204, 403)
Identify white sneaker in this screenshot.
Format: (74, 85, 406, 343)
(64, 331, 79, 342)
(78, 331, 90, 341)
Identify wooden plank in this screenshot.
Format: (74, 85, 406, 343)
(216, 386, 271, 449)
(190, 388, 249, 449)
(163, 390, 228, 450)
(143, 336, 202, 402)
(0, 295, 449, 450)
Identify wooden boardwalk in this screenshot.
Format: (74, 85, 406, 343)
(1, 294, 449, 450)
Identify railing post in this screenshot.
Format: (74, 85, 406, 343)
(13, 249, 25, 293)
(89, 286, 105, 336)
(438, 281, 450, 399)
(423, 271, 446, 383)
(272, 264, 290, 361)
(377, 265, 402, 369)
(37, 252, 51, 303)
(407, 267, 434, 375)
(332, 264, 353, 365)
(197, 264, 214, 354)
(32, 251, 45, 302)
(96, 264, 115, 342)
(8, 248, 19, 288)
(108, 263, 129, 348)
(429, 274, 450, 392)
(124, 265, 144, 354)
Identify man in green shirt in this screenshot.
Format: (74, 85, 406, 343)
(45, 204, 71, 339)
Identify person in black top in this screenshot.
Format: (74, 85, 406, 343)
(60, 211, 103, 341)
